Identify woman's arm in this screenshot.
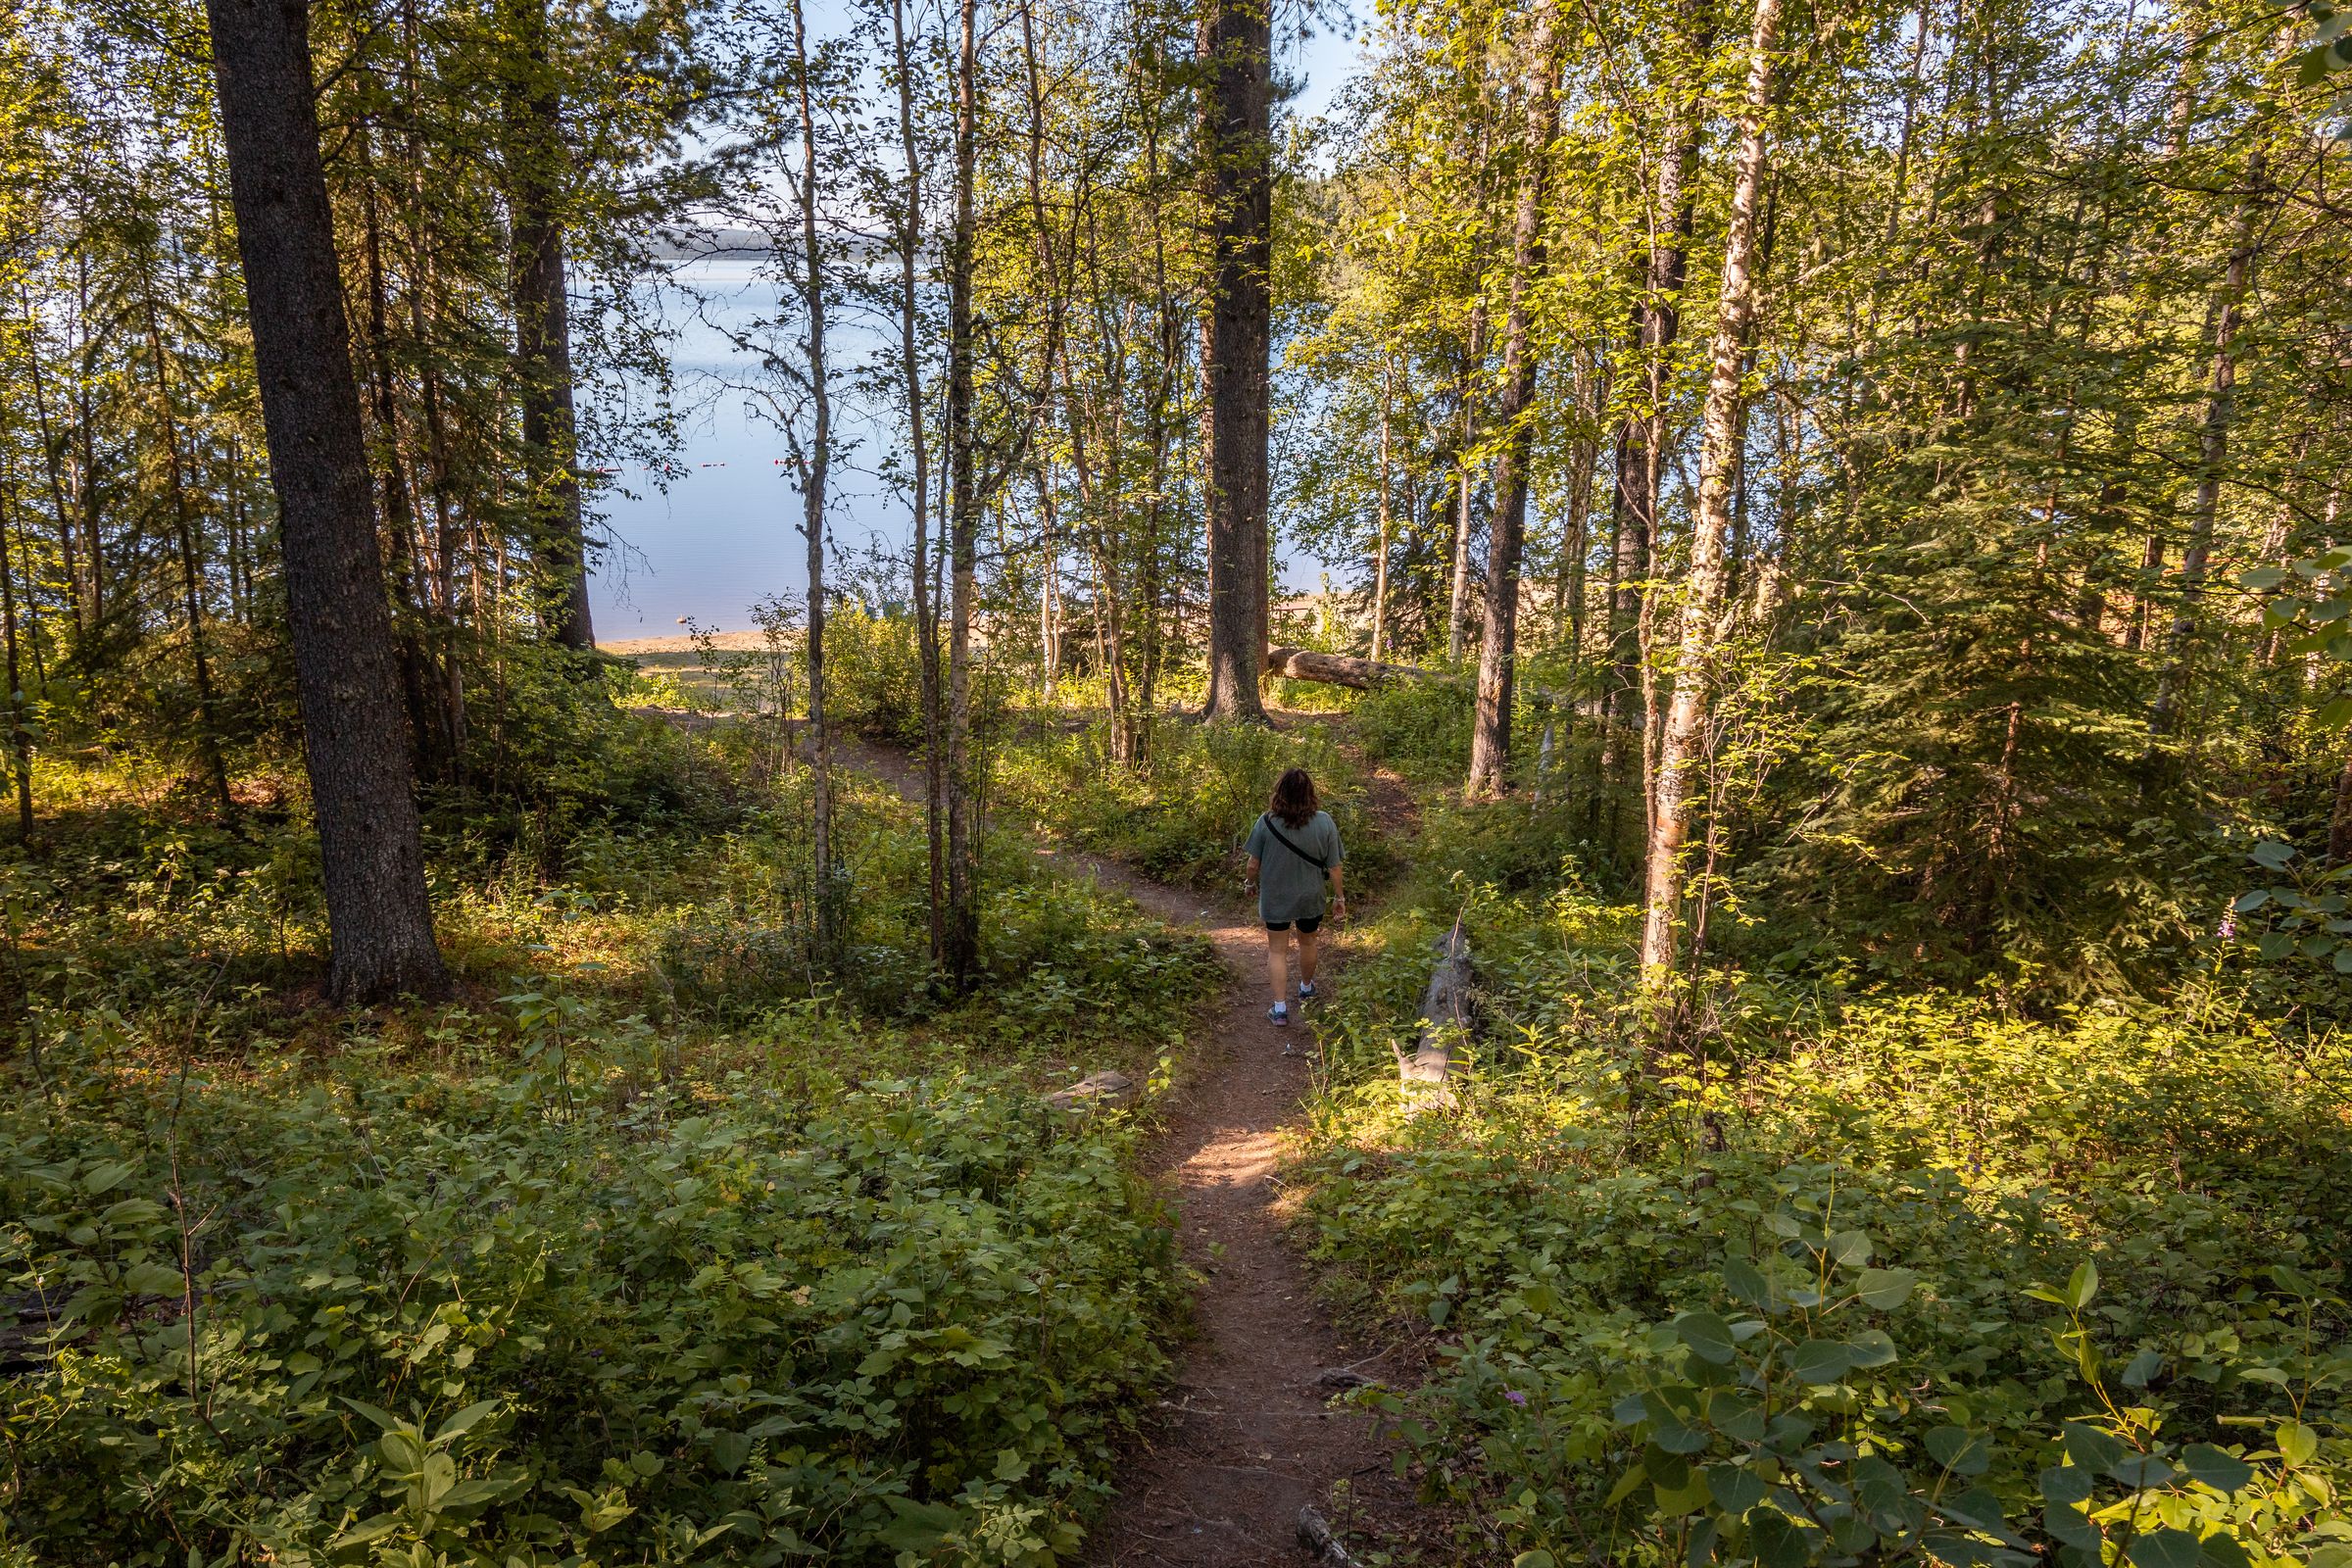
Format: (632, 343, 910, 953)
(1246, 854, 1262, 893)
(1329, 863, 1347, 921)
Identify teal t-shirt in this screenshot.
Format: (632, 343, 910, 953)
(1246, 809, 1343, 924)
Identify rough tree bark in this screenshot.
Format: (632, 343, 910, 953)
(504, 0, 595, 654)
(945, 0, 985, 985)
(1637, 0, 1783, 988)
(1600, 12, 1710, 824)
(204, 0, 448, 1003)
(790, 0, 839, 958)
(2149, 151, 2265, 750)
(1198, 0, 1271, 722)
(1465, 0, 1562, 797)
(889, 0, 946, 968)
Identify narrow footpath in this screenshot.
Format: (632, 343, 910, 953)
(835, 737, 1422, 1566)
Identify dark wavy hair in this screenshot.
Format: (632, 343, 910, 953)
(1269, 767, 1319, 829)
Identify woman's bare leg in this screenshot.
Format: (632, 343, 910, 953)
(1263, 928, 1291, 1007)
(1297, 927, 1319, 989)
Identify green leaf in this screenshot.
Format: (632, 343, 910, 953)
(1927, 1426, 1991, 1476)
(2129, 1529, 2203, 1568)
(1788, 1339, 1855, 1384)
(2064, 1261, 2099, 1310)
(328, 1513, 406, 1551)
(431, 1399, 501, 1446)
(1675, 1310, 1738, 1365)
(340, 1397, 407, 1434)
(1846, 1329, 1898, 1367)
(82, 1160, 138, 1195)
(1856, 1267, 1917, 1309)
(2120, 1348, 2164, 1388)
(878, 1495, 964, 1552)
(2232, 889, 2272, 912)
(2278, 1420, 2319, 1466)
(2179, 1445, 2254, 1494)
(1515, 1554, 1559, 1568)
(121, 1261, 185, 1296)
(1826, 1229, 1874, 1267)
(1705, 1464, 1769, 1514)
(1750, 1511, 1813, 1568)
(710, 1431, 753, 1476)
(2039, 1464, 2093, 1505)
(994, 1448, 1030, 1482)
(1604, 1463, 1649, 1506)
(2070, 1429, 2126, 1476)
(2044, 1501, 2101, 1553)
(1722, 1256, 1771, 1309)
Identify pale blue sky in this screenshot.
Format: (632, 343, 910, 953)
(587, 16, 1366, 640)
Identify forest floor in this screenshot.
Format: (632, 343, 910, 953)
(835, 728, 1435, 1566)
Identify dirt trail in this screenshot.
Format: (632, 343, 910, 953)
(832, 736, 1420, 1566)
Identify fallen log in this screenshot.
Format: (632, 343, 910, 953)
(1045, 1069, 1138, 1112)
(1263, 646, 1446, 690)
(1394, 920, 1472, 1112)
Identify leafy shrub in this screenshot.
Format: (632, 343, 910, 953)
(2, 1045, 1181, 1567)
(1298, 878, 2352, 1568)
(1351, 677, 1475, 785)
(993, 714, 1388, 892)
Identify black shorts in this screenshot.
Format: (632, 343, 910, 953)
(1265, 915, 1322, 934)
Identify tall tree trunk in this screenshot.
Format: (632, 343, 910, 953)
(2148, 151, 2264, 750)
(19, 286, 83, 643)
(138, 263, 234, 816)
(889, 0, 946, 969)
(504, 0, 595, 655)
(1372, 360, 1393, 664)
(1600, 19, 1709, 817)
(359, 128, 448, 780)
(205, 0, 448, 1004)
(1447, 298, 1487, 664)
(1198, 0, 1271, 721)
(1637, 0, 1783, 990)
(945, 0, 985, 986)
(0, 475, 33, 845)
(1466, 0, 1562, 797)
(790, 0, 839, 960)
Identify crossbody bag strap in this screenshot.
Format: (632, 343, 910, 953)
(1258, 813, 1329, 875)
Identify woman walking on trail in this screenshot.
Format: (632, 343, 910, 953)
(1245, 767, 1346, 1029)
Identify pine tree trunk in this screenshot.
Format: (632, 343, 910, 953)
(1466, 0, 1561, 797)
(0, 474, 33, 844)
(1447, 299, 1486, 664)
(945, 0, 985, 986)
(1372, 364, 1393, 665)
(791, 0, 839, 960)
(205, 0, 448, 1004)
(504, 0, 595, 655)
(890, 0, 946, 969)
(2149, 151, 2264, 750)
(1198, 0, 1271, 722)
(1637, 0, 1783, 989)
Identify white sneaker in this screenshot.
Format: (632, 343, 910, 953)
(1268, 1003, 1290, 1026)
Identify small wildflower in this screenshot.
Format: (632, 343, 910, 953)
(2217, 909, 2237, 940)
(1504, 1390, 1529, 1407)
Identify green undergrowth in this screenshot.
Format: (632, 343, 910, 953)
(1297, 795, 2352, 1568)
(991, 707, 1398, 892)
(1, 739, 1220, 1567)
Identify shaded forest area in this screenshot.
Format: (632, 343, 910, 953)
(6, 0, 2352, 1556)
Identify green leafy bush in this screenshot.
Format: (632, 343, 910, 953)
(3, 1048, 1180, 1566)
(993, 714, 1391, 891)
(1298, 878, 2352, 1568)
